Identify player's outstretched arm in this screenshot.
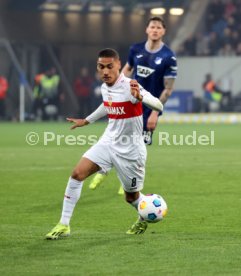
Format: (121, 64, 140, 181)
(66, 118, 89, 130)
(85, 103, 107, 123)
(67, 103, 107, 129)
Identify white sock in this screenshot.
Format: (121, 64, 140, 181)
(130, 192, 145, 210)
(60, 177, 83, 226)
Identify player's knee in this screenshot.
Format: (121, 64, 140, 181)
(71, 168, 87, 181)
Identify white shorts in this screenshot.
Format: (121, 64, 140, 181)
(83, 141, 146, 192)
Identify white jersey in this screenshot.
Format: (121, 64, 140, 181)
(100, 73, 145, 160)
(86, 73, 162, 160)
(84, 73, 162, 190)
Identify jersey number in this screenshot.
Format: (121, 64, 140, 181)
(131, 178, 137, 187)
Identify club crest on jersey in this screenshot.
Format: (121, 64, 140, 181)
(108, 95, 112, 106)
(137, 65, 155, 78)
(154, 57, 162, 65)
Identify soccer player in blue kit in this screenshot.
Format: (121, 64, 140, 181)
(89, 17, 177, 194)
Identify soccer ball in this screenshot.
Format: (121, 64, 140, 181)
(138, 194, 168, 223)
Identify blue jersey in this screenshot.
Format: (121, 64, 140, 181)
(127, 41, 177, 99)
(127, 41, 177, 143)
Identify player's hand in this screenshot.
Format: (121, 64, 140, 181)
(66, 118, 89, 130)
(130, 80, 143, 101)
(147, 111, 159, 131)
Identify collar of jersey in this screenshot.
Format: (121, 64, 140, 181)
(145, 42, 164, 54)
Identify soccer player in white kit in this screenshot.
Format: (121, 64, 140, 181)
(89, 17, 177, 195)
(46, 48, 163, 239)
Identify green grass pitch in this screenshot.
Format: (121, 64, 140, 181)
(0, 121, 241, 275)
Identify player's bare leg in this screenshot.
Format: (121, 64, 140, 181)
(46, 158, 100, 240)
(71, 157, 100, 181)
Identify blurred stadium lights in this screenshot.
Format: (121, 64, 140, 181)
(89, 4, 105, 13)
(7, 0, 187, 12)
(111, 5, 125, 13)
(66, 4, 83, 12)
(150, 7, 166, 15)
(132, 7, 145, 16)
(169, 8, 184, 16)
(37, 0, 184, 14)
(40, 3, 60, 11)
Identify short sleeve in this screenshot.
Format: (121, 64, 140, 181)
(164, 55, 178, 79)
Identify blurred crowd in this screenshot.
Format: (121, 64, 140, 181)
(73, 67, 102, 119)
(178, 0, 241, 56)
(202, 73, 233, 112)
(0, 75, 8, 119)
(30, 66, 102, 121)
(0, 65, 103, 121)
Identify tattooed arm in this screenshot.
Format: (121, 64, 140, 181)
(159, 78, 176, 104)
(147, 78, 176, 131)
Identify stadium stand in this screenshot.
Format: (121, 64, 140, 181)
(178, 0, 241, 56)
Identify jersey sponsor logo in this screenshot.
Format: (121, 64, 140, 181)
(136, 54, 143, 58)
(154, 57, 162, 65)
(105, 106, 126, 115)
(103, 101, 142, 119)
(137, 65, 155, 78)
